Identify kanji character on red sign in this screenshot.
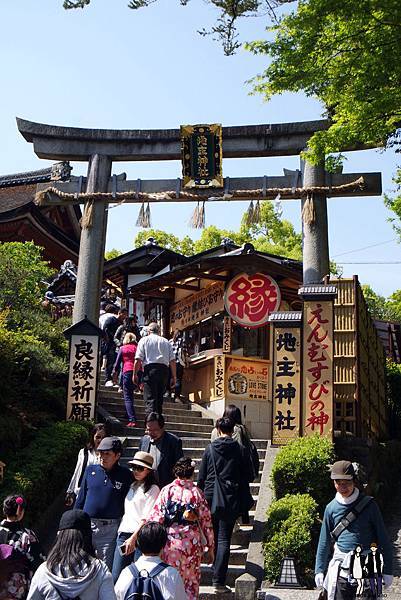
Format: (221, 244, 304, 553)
(308, 380, 330, 401)
(306, 400, 329, 435)
(227, 273, 279, 325)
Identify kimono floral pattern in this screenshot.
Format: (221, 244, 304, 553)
(0, 521, 44, 600)
(149, 478, 214, 600)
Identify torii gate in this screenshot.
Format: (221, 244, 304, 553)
(17, 117, 381, 324)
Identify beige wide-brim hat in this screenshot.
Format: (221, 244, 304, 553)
(128, 451, 154, 470)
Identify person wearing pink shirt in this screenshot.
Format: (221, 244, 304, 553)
(113, 333, 137, 427)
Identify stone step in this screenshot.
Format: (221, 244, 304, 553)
(99, 389, 191, 410)
(199, 586, 234, 599)
(124, 436, 269, 449)
(100, 408, 213, 426)
(231, 524, 253, 546)
(201, 564, 246, 586)
(100, 400, 201, 418)
(121, 426, 212, 438)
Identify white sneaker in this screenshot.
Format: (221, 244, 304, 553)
(105, 380, 114, 387)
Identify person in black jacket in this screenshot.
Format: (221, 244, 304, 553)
(138, 412, 183, 489)
(197, 416, 254, 594)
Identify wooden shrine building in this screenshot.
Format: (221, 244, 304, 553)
(0, 163, 80, 267)
(127, 243, 388, 441)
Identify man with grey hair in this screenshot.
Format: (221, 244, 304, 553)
(134, 322, 176, 415)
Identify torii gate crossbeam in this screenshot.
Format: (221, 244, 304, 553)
(16, 117, 381, 324)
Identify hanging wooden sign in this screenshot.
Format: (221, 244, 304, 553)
(170, 281, 225, 330)
(224, 272, 281, 328)
(222, 316, 232, 353)
(272, 326, 301, 445)
(303, 301, 334, 438)
(214, 355, 225, 399)
(181, 124, 223, 188)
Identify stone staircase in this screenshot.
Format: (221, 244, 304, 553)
(98, 381, 268, 598)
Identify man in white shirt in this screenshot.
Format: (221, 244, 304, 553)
(134, 322, 176, 415)
(115, 522, 187, 600)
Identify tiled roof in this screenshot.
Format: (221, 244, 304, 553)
(269, 311, 302, 322)
(0, 167, 52, 188)
(0, 184, 37, 215)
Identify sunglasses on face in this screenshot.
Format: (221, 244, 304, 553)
(132, 465, 145, 472)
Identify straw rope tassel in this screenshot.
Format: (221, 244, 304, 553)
(144, 202, 152, 228)
(245, 200, 254, 226)
(189, 202, 200, 228)
(253, 199, 261, 223)
(136, 202, 146, 227)
(80, 199, 94, 229)
(301, 192, 316, 225)
(198, 200, 205, 228)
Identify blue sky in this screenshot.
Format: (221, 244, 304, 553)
(1, 1, 400, 296)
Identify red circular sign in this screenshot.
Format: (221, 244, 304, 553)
(224, 272, 281, 328)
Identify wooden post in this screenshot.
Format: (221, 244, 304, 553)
(73, 154, 111, 324)
(301, 160, 330, 284)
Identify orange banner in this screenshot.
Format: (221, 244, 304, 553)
(303, 301, 334, 438)
(225, 356, 268, 402)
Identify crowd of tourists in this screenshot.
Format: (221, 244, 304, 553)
(0, 403, 257, 599)
(0, 308, 394, 599)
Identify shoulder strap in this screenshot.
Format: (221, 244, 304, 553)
(209, 445, 218, 478)
(330, 495, 374, 541)
(128, 563, 140, 578)
(149, 562, 169, 577)
(78, 448, 89, 489)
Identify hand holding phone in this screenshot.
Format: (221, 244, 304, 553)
(118, 544, 127, 556)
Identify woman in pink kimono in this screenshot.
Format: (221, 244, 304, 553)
(148, 457, 214, 600)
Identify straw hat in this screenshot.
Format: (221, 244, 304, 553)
(128, 451, 154, 470)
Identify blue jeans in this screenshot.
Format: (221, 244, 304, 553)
(212, 516, 235, 585)
(112, 531, 141, 583)
(122, 371, 136, 422)
(91, 518, 120, 571)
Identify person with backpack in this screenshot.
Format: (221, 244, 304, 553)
(65, 422, 111, 507)
(169, 329, 189, 403)
(112, 333, 138, 427)
(197, 417, 254, 594)
(0, 494, 44, 600)
(315, 460, 393, 600)
(27, 509, 116, 600)
(148, 457, 214, 600)
(114, 522, 187, 600)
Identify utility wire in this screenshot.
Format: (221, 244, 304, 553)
(332, 238, 397, 258)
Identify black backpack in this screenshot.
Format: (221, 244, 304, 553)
(124, 562, 169, 600)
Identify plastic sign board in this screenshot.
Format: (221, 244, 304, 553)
(66, 334, 98, 421)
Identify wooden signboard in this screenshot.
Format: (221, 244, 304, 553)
(225, 357, 268, 402)
(170, 281, 225, 330)
(214, 355, 225, 399)
(303, 301, 334, 438)
(272, 326, 301, 445)
(222, 316, 232, 353)
(181, 123, 223, 188)
(66, 334, 98, 421)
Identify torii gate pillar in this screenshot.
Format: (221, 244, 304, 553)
(302, 160, 330, 284)
(74, 154, 111, 323)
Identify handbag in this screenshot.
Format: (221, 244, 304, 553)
(209, 446, 239, 518)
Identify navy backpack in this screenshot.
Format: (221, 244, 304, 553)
(124, 562, 169, 600)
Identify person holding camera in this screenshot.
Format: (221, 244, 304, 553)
(315, 460, 393, 600)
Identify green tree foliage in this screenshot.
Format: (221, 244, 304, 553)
(362, 284, 401, 322)
(246, 1, 401, 163)
(134, 229, 195, 255)
(134, 201, 302, 259)
(105, 248, 123, 261)
(0, 242, 54, 326)
(0, 243, 69, 460)
(270, 434, 335, 512)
